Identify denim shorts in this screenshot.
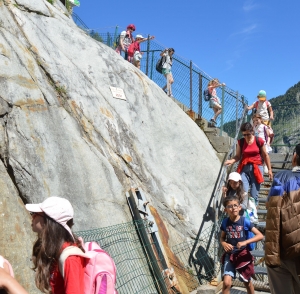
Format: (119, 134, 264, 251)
(162, 68, 171, 75)
(222, 254, 251, 282)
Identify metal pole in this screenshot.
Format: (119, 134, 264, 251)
(198, 74, 203, 117)
(150, 51, 154, 80)
(146, 35, 150, 76)
(236, 91, 239, 135)
(127, 191, 168, 294)
(220, 85, 225, 136)
(242, 95, 246, 123)
(190, 60, 193, 111)
(113, 25, 118, 48)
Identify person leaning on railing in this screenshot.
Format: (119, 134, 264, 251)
(224, 122, 273, 219)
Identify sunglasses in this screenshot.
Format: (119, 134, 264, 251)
(226, 204, 239, 209)
(242, 133, 252, 137)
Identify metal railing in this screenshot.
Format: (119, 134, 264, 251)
(76, 220, 171, 294)
(72, 13, 248, 137)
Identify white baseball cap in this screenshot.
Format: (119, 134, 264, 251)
(136, 34, 144, 39)
(26, 196, 74, 240)
(228, 172, 242, 182)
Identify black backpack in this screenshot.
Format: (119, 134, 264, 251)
(203, 89, 212, 101)
(156, 56, 166, 74)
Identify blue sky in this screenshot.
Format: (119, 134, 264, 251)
(74, 0, 300, 105)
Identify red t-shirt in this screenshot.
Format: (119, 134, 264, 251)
(238, 137, 264, 162)
(50, 243, 85, 294)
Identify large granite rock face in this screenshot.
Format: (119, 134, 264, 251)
(0, 0, 220, 291)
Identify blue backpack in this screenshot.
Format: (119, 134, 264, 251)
(225, 216, 256, 251)
(203, 89, 211, 101)
(243, 217, 256, 251)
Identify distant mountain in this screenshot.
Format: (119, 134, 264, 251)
(271, 81, 300, 151)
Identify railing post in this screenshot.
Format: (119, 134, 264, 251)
(113, 25, 118, 48)
(220, 84, 225, 136)
(190, 60, 193, 111)
(242, 95, 246, 123)
(198, 73, 202, 117)
(150, 51, 154, 80)
(146, 35, 150, 76)
(236, 91, 239, 134)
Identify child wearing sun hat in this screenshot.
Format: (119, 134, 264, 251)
(247, 90, 274, 126)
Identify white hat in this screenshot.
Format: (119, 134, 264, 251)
(136, 34, 144, 39)
(228, 172, 242, 182)
(26, 196, 74, 240)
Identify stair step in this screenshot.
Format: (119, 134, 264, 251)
(254, 266, 268, 275)
(258, 197, 267, 203)
(257, 209, 267, 214)
(251, 250, 265, 257)
(256, 221, 266, 228)
(260, 187, 270, 191)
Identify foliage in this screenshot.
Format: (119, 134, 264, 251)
(223, 81, 300, 143)
(90, 31, 103, 43)
(55, 85, 67, 96)
(47, 0, 54, 4)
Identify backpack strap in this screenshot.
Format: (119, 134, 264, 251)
(59, 246, 89, 278)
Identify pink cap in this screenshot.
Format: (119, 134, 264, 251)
(26, 196, 74, 240)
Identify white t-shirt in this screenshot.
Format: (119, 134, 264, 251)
(162, 52, 172, 70)
(120, 30, 132, 48)
(253, 100, 271, 120)
(254, 124, 267, 143)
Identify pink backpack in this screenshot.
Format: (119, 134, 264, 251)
(59, 242, 118, 294)
(0, 256, 14, 277)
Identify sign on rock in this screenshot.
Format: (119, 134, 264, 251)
(110, 86, 127, 101)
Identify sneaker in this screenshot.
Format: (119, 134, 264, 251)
(168, 94, 175, 98)
(210, 118, 216, 124)
(264, 165, 268, 174)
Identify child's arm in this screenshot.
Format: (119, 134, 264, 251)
(220, 231, 234, 252)
(268, 106, 274, 120)
(236, 227, 263, 249)
(247, 103, 254, 110)
(0, 268, 28, 294)
(138, 36, 155, 43)
(160, 49, 167, 57)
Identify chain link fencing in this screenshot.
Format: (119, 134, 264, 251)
(72, 15, 248, 136)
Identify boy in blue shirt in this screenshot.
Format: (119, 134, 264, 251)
(220, 196, 263, 294)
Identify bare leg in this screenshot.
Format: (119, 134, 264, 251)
(223, 275, 232, 294)
(244, 280, 254, 294)
(166, 73, 174, 96)
(213, 107, 222, 120)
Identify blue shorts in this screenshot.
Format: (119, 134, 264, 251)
(222, 254, 251, 282)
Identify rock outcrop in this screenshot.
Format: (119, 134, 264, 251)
(0, 0, 220, 291)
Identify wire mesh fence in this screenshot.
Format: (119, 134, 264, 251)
(72, 14, 248, 136)
(76, 220, 166, 294)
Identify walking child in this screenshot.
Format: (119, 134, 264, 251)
(0, 196, 85, 294)
(253, 113, 273, 173)
(115, 24, 135, 60)
(223, 172, 247, 215)
(207, 78, 224, 124)
(127, 34, 155, 69)
(247, 90, 274, 126)
(160, 48, 175, 97)
(220, 196, 263, 294)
